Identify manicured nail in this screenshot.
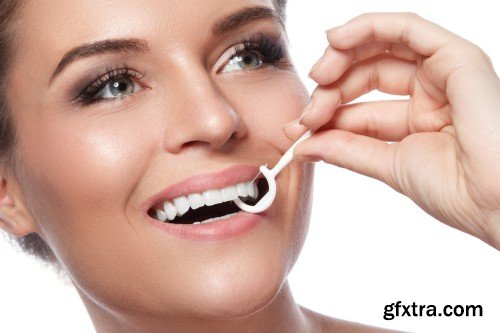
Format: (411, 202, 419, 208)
(282, 118, 300, 131)
(325, 24, 343, 34)
(299, 100, 314, 125)
(308, 57, 323, 78)
(294, 154, 321, 163)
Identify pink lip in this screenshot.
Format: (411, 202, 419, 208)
(141, 164, 261, 213)
(146, 211, 267, 241)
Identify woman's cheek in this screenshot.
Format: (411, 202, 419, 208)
(16, 111, 152, 250)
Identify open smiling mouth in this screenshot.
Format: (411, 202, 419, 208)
(148, 178, 268, 225)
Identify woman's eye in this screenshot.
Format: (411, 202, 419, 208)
(220, 51, 263, 74)
(96, 76, 142, 99)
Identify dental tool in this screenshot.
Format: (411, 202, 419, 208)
(233, 129, 315, 214)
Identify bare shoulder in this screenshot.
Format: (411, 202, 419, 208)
(300, 305, 407, 333)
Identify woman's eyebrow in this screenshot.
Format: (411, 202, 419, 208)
(49, 6, 282, 85)
(212, 6, 284, 36)
(49, 38, 149, 85)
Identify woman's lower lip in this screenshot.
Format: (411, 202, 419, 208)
(147, 211, 266, 241)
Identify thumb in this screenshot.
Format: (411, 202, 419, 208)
(294, 129, 399, 189)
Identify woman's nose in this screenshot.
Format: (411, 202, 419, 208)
(162, 72, 247, 154)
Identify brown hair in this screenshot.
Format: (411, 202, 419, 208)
(273, 0, 287, 21)
(0, 0, 19, 165)
(1, 0, 61, 266)
(1, 0, 287, 267)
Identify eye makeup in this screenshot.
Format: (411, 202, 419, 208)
(71, 32, 288, 106)
(73, 66, 145, 106)
(217, 32, 288, 73)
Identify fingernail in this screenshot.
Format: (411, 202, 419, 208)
(294, 154, 321, 163)
(308, 57, 324, 78)
(299, 100, 314, 125)
(282, 118, 300, 131)
(325, 24, 343, 34)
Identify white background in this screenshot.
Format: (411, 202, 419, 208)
(1, 1, 499, 332)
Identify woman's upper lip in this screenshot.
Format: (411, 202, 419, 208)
(141, 164, 261, 213)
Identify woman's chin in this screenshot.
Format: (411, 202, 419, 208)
(184, 267, 286, 320)
(76, 250, 288, 322)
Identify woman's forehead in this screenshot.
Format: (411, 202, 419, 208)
(11, 0, 277, 88)
(17, 0, 274, 45)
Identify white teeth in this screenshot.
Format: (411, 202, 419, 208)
(246, 181, 258, 199)
(202, 189, 223, 206)
(188, 193, 204, 210)
(163, 201, 177, 221)
(173, 197, 190, 216)
(221, 186, 238, 201)
(200, 212, 237, 224)
(153, 180, 259, 222)
(156, 209, 167, 222)
(251, 182, 258, 199)
(236, 183, 248, 197)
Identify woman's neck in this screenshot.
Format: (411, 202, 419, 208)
(78, 279, 319, 333)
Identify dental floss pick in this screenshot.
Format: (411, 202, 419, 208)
(233, 129, 315, 213)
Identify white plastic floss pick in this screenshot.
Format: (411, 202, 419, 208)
(233, 129, 315, 214)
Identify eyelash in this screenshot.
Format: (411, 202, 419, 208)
(75, 33, 287, 106)
(75, 66, 144, 105)
(222, 33, 286, 72)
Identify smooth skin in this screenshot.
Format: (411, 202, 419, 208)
(285, 12, 500, 250)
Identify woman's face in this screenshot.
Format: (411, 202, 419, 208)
(7, 0, 313, 320)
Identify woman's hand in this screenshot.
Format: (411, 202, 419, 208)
(284, 13, 500, 249)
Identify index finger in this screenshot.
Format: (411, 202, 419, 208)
(326, 12, 461, 56)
